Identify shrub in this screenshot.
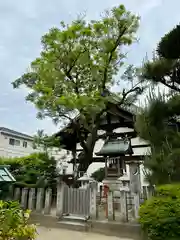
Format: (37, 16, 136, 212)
(156, 184, 180, 198)
(139, 184, 180, 240)
(0, 152, 57, 189)
(0, 200, 37, 240)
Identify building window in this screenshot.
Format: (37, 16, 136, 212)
(23, 141, 27, 148)
(9, 138, 20, 146)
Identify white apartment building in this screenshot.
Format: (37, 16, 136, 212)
(0, 127, 65, 161)
(0, 127, 36, 158)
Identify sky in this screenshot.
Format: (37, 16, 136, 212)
(0, 0, 179, 136)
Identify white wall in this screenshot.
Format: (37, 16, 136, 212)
(0, 133, 36, 158)
(0, 132, 64, 163)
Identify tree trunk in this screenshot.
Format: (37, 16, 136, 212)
(78, 125, 98, 173)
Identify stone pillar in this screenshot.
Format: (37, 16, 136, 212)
(14, 188, 21, 201)
(134, 193, 140, 219)
(44, 188, 52, 215)
(120, 186, 129, 222)
(56, 182, 65, 217)
(21, 188, 29, 209)
(28, 188, 36, 210)
(36, 188, 44, 213)
(129, 162, 141, 193)
(107, 191, 114, 221)
(89, 182, 97, 219)
(128, 161, 141, 219)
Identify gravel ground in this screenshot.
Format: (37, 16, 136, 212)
(36, 227, 133, 240)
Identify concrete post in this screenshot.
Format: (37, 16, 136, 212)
(36, 188, 45, 213)
(56, 182, 65, 217)
(120, 187, 129, 222)
(133, 193, 140, 219)
(14, 188, 21, 201)
(107, 191, 114, 221)
(89, 182, 97, 219)
(21, 188, 29, 209)
(44, 188, 52, 215)
(28, 188, 36, 210)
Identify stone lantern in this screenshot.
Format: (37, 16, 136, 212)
(77, 173, 94, 189)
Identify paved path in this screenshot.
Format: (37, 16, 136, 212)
(36, 227, 133, 240)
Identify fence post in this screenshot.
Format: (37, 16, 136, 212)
(44, 188, 52, 215)
(14, 188, 21, 201)
(120, 188, 128, 222)
(28, 188, 36, 210)
(36, 188, 44, 213)
(107, 191, 114, 221)
(56, 182, 65, 217)
(21, 188, 29, 209)
(89, 182, 97, 219)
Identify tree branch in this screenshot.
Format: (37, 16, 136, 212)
(64, 49, 87, 95)
(161, 78, 180, 93)
(102, 27, 128, 91)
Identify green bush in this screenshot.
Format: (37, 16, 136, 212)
(139, 184, 180, 240)
(0, 152, 57, 189)
(156, 184, 180, 198)
(0, 200, 37, 240)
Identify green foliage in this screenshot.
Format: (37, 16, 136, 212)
(135, 93, 180, 185)
(141, 23, 180, 92)
(139, 184, 180, 240)
(12, 5, 140, 125)
(157, 24, 180, 59)
(12, 5, 144, 172)
(156, 184, 180, 198)
(33, 129, 61, 150)
(0, 152, 58, 189)
(91, 167, 105, 182)
(0, 200, 37, 240)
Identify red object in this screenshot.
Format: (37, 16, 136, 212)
(103, 185, 109, 197)
(103, 185, 109, 218)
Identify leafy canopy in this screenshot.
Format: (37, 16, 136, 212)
(12, 5, 140, 127)
(141, 24, 180, 92)
(0, 152, 58, 188)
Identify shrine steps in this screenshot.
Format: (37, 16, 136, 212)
(58, 215, 91, 231)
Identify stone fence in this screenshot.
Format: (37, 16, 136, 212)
(11, 183, 153, 223)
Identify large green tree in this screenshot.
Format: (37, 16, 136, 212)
(12, 5, 143, 173)
(0, 153, 57, 188)
(136, 25, 180, 185)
